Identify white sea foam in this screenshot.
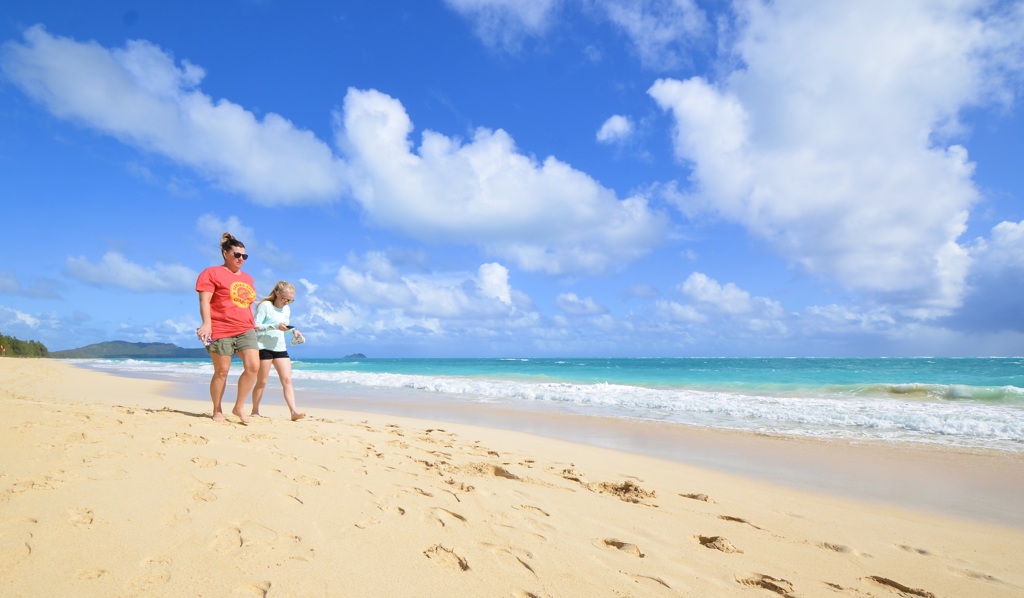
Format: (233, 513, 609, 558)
(77, 358, 1024, 452)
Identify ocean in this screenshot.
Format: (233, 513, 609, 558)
(76, 356, 1024, 453)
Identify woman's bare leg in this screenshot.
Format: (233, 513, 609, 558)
(251, 359, 273, 416)
(209, 353, 234, 422)
(231, 349, 259, 423)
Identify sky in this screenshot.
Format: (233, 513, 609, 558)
(1, 0, 1023, 358)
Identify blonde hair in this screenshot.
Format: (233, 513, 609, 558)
(256, 281, 296, 307)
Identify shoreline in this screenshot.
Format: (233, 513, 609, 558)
(3, 358, 1024, 596)
(148, 367, 1024, 528)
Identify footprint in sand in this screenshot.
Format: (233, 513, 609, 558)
(625, 573, 671, 589)
(210, 522, 312, 561)
(737, 573, 796, 597)
(681, 492, 715, 503)
(0, 525, 34, 570)
(423, 544, 469, 571)
(955, 568, 1003, 584)
(210, 527, 243, 553)
(488, 545, 537, 576)
(697, 535, 742, 553)
(10, 474, 64, 494)
(192, 482, 218, 503)
(601, 539, 645, 558)
(69, 507, 94, 526)
(75, 568, 108, 580)
(464, 463, 520, 480)
(427, 507, 467, 528)
(719, 515, 763, 530)
(514, 504, 549, 517)
(354, 517, 380, 529)
(897, 544, 931, 556)
(190, 456, 218, 469)
(588, 480, 656, 505)
(127, 556, 172, 593)
(864, 576, 936, 598)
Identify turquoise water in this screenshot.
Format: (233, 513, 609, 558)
(299, 357, 1024, 400)
(79, 357, 1024, 452)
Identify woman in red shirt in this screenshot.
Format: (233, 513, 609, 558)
(195, 232, 260, 423)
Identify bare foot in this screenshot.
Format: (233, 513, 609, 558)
(231, 407, 250, 425)
(212, 412, 226, 422)
(291, 412, 307, 421)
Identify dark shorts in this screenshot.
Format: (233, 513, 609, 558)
(206, 329, 258, 356)
(259, 349, 290, 361)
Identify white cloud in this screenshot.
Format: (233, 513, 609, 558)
(442, 0, 561, 50)
(335, 253, 520, 319)
(678, 272, 785, 321)
(556, 292, 606, 315)
(596, 114, 634, 144)
(970, 220, 1024, 273)
(196, 214, 255, 249)
(445, 0, 708, 68)
(654, 299, 706, 324)
(1, 25, 347, 205)
(66, 251, 197, 293)
(335, 87, 667, 275)
(477, 263, 513, 305)
(596, 0, 708, 70)
(0, 306, 42, 329)
(649, 1, 1024, 319)
(678, 272, 753, 315)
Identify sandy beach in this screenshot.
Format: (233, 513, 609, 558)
(2, 359, 1023, 597)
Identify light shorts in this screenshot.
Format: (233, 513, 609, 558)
(206, 329, 258, 356)
(259, 349, 290, 361)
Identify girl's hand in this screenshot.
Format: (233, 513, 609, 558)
(277, 323, 290, 331)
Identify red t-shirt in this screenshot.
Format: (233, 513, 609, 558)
(196, 266, 257, 339)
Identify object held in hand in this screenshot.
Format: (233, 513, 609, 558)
(291, 332, 305, 346)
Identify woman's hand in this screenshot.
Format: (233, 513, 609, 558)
(196, 324, 212, 345)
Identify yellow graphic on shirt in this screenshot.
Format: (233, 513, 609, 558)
(230, 281, 256, 308)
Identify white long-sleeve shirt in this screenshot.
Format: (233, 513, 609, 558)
(254, 300, 294, 351)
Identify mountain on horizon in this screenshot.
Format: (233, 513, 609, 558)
(49, 340, 208, 359)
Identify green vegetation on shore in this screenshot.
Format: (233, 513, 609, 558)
(0, 333, 49, 357)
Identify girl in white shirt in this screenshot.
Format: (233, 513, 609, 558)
(251, 281, 306, 421)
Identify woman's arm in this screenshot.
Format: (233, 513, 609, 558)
(197, 291, 213, 341)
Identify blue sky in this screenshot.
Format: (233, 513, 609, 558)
(1, 0, 1023, 358)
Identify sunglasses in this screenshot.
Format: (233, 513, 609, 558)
(232, 252, 249, 260)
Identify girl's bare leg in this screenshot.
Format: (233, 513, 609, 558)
(273, 357, 305, 420)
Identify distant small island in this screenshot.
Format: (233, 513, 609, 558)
(344, 353, 367, 359)
(49, 341, 208, 359)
